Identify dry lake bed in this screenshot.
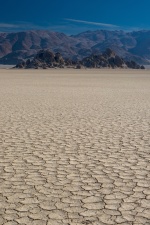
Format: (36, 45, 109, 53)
(0, 69, 150, 225)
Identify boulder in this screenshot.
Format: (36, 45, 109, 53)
(141, 65, 145, 69)
(103, 48, 116, 58)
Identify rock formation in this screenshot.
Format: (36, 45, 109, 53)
(15, 49, 145, 69)
(80, 49, 145, 69)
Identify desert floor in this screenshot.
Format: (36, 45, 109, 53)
(0, 69, 150, 225)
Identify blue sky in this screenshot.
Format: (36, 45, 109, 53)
(0, 0, 150, 34)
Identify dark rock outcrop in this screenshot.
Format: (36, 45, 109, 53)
(16, 50, 69, 69)
(81, 49, 143, 69)
(126, 60, 145, 69)
(15, 48, 145, 70)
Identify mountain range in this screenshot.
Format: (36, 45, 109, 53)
(1, 30, 150, 65)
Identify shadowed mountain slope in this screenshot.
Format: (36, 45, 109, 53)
(1, 30, 150, 64)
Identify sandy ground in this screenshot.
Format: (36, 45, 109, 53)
(0, 65, 14, 69)
(0, 69, 150, 225)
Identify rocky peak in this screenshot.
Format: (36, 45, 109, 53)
(55, 52, 65, 64)
(103, 48, 116, 58)
(35, 50, 55, 63)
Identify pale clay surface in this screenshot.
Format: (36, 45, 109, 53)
(0, 69, 150, 225)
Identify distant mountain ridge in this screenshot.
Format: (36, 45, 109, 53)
(1, 30, 150, 64)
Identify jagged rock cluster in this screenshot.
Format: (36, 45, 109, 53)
(81, 49, 145, 69)
(15, 49, 145, 69)
(16, 51, 66, 69)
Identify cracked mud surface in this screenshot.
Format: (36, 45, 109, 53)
(0, 69, 150, 225)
